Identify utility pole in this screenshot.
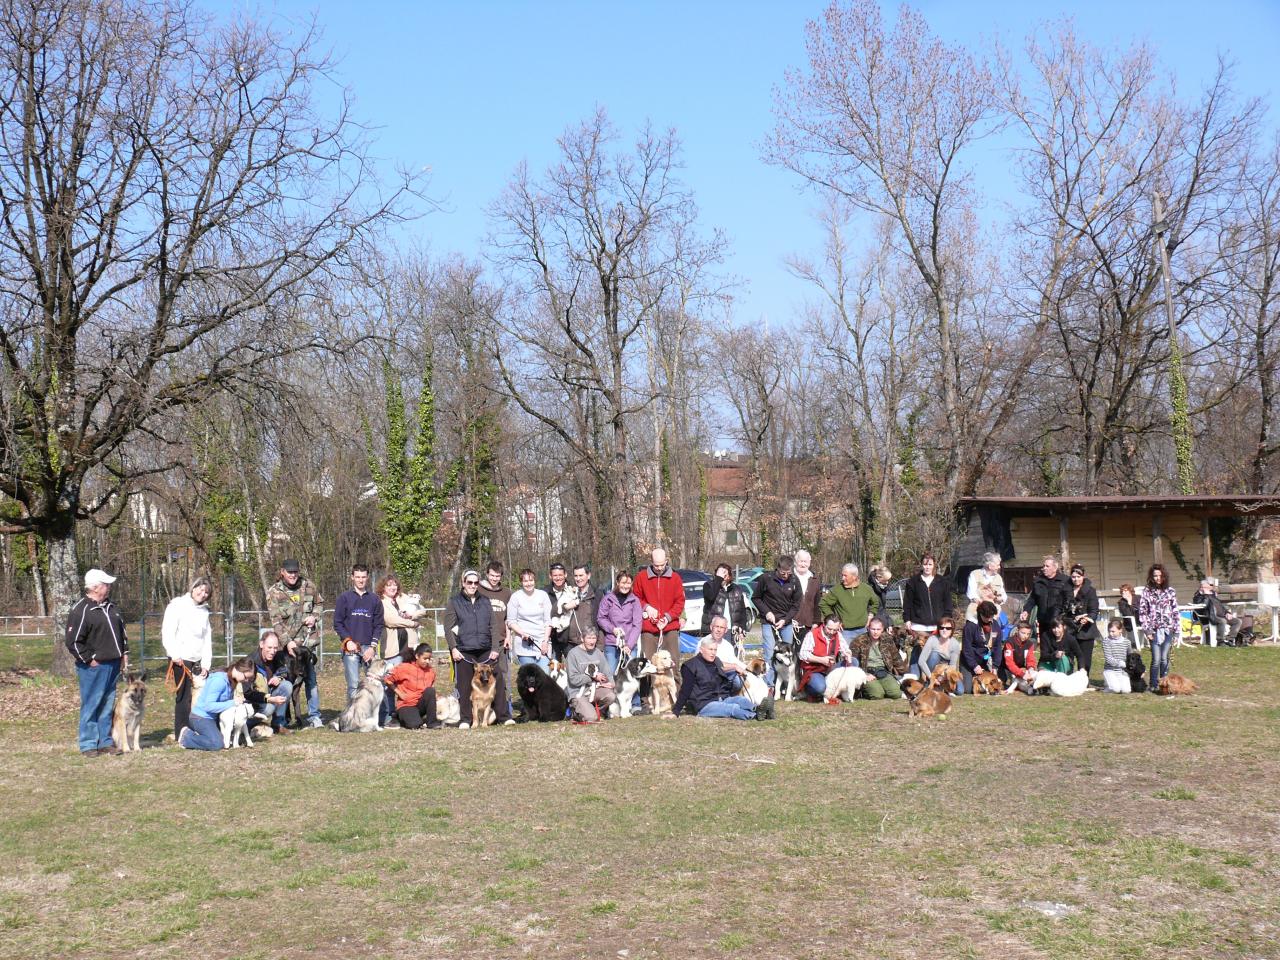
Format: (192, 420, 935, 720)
(1153, 192, 1195, 494)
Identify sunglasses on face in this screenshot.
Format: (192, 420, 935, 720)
(464, 579, 479, 586)
(939, 626, 954, 632)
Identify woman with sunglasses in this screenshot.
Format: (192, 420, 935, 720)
(914, 617, 962, 690)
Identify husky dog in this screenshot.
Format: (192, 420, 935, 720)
(220, 701, 255, 748)
(611, 649, 648, 718)
(773, 643, 799, 701)
(331, 659, 390, 732)
(111, 672, 147, 752)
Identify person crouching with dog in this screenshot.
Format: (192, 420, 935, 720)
(565, 630, 616, 722)
(178, 657, 254, 750)
(161, 577, 213, 742)
(798, 614, 853, 700)
(668, 635, 772, 720)
(445, 571, 511, 729)
(1001, 620, 1039, 694)
(384, 643, 442, 729)
(65, 569, 129, 757)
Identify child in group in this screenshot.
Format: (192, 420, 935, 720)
(1001, 620, 1038, 695)
(178, 657, 255, 750)
(384, 643, 442, 729)
(1100, 618, 1133, 693)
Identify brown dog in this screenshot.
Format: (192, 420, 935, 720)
(1158, 674, 1198, 696)
(641, 649, 678, 715)
(907, 667, 958, 718)
(971, 671, 1004, 695)
(111, 672, 147, 752)
(470, 662, 498, 727)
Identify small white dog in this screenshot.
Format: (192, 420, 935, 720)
(399, 593, 428, 618)
(546, 660, 569, 692)
(1032, 669, 1092, 697)
(220, 702, 255, 748)
(823, 665, 868, 702)
(434, 694, 461, 726)
(740, 669, 770, 707)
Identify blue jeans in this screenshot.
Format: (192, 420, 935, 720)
(921, 652, 967, 694)
(841, 628, 867, 645)
(75, 659, 121, 752)
(184, 713, 226, 751)
(1149, 628, 1174, 687)
(265, 679, 294, 727)
(516, 654, 550, 670)
(303, 659, 320, 718)
(762, 622, 794, 686)
(697, 695, 756, 720)
(603, 646, 621, 673)
(806, 671, 827, 697)
(343, 650, 371, 701)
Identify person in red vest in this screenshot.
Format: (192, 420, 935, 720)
(633, 547, 685, 678)
(798, 613, 853, 700)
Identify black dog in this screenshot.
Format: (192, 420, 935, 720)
(284, 646, 318, 725)
(1126, 647, 1148, 693)
(516, 663, 568, 722)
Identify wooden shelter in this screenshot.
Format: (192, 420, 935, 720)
(954, 495, 1280, 597)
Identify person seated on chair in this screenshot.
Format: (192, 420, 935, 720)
(798, 613, 853, 700)
(669, 636, 770, 720)
(247, 630, 293, 734)
(565, 631, 616, 722)
(850, 617, 903, 700)
(1191, 579, 1239, 645)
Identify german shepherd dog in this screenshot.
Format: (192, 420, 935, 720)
(470, 662, 498, 727)
(111, 672, 147, 752)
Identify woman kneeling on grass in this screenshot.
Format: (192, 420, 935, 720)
(179, 657, 254, 750)
(384, 643, 441, 729)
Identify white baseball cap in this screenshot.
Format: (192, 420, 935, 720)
(84, 569, 117, 588)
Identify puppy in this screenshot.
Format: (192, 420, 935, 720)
(435, 694, 461, 726)
(1032, 669, 1091, 697)
(1126, 648, 1149, 693)
(111, 672, 147, 752)
(773, 643, 798, 701)
(1158, 674, 1198, 696)
(516, 663, 569, 722)
(470, 662, 498, 727)
(823, 665, 867, 703)
(612, 652, 648, 718)
(971, 671, 1005, 696)
(399, 593, 427, 618)
(641, 649, 678, 715)
(906, 667, 958, 718)
(546, 660, 569, 692)
(331, 659, 390, 733)
(220, 701, 255, 748)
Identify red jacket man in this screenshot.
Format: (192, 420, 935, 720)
(632, 547, 685, 670)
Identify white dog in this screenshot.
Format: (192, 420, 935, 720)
(546, 659, 569, 692)
(822, 665, 868, 702)
(331, 659, 390, 732)
(610, 651, 646, 718)
(220, 702, 255, 748)
(740, 669, 770, 707)
(435, 694, 461, 726)
(1032, 669, 1092, 697)
(399, 593, 428, 618)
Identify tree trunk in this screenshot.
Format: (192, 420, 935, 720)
(47, 525, 81, 678)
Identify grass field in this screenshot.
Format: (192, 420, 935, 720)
(1, 644, 1277, 959)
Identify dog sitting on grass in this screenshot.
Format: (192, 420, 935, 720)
(111, 672, 147, 752)
(469, 662, 498, 727)
(331, 659, 389, 733)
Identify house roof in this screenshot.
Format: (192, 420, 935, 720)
(960, 495, 1280, 516)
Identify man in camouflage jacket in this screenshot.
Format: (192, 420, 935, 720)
(266, 558, 325, 727)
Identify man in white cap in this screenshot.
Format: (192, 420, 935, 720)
(64, 569, 129, 757)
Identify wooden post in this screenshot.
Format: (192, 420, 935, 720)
(1058, 514, 1070, 568)
(1201, 517, 1212, 579)
(1152, 514, 1164, 564)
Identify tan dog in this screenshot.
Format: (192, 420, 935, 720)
(971, 671, 1005, 695)
(641, 649, 678, 715)
(470, 662, 498, 727)
(1158, 674, 1198, 696)
(111, 673, 147, 752)
(906, 667, 958, 718)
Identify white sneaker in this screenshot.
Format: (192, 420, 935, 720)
(502, 719, 516, 726)
(177, 727, 190, 749)
(306, 716, 323, 729)
(458, 722, 471, 730)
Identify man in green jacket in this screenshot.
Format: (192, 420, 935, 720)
(818, 564, 878, 645)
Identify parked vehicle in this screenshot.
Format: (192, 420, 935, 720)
(675, 569, 711, 634)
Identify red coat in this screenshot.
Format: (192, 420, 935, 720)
(798, 625, 842, 693)
(632, 565, 685, 635)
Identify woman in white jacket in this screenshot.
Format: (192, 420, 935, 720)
(162, 577, 213, 740)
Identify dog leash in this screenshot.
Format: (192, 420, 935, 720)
(165, 659, 191, 695)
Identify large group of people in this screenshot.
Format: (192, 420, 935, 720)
(66, 545, 1217, 755)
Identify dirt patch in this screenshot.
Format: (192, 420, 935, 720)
(0, 669, 80, 722)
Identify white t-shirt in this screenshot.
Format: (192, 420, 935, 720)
(507, 589, 553, 657)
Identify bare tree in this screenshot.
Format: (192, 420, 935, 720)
(0, 0, 416, 672)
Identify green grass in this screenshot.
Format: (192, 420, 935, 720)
(0, 645, 1277, 959)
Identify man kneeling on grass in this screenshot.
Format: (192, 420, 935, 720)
(668, 636, 775, 721)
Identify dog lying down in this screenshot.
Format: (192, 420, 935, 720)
(1157, 673, 1198, 696)
(903, 668, 959, 718)
(1032, 669, 1092, 697)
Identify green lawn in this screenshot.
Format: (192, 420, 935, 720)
(0, 645, 1277, 959)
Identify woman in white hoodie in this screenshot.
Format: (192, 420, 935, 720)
(161, 577, 213, 740)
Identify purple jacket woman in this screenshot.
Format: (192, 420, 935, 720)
(597, 584, 642, 652)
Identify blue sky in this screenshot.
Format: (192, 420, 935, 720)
(237, 0, 1280, 326)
